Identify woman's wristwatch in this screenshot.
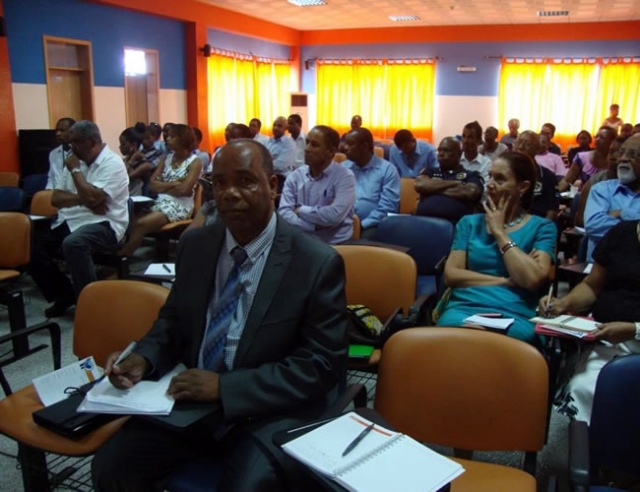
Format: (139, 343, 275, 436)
(635, 322, 640, 341)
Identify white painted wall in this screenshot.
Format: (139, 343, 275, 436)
(432, 95, 498, 145)
(12, 83, 50, 130)
(160, 89, 188, 125)
(12, 84, 188, 152)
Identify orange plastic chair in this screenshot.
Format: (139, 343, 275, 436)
(375, 328, 548, 490)
(30, 190, 58, 216)
(373, 146, 384, 158)
(0, 172, 19, 187)
(351, 214, 361, 239)
(0, 212, 30, 282)
(0, 280, 169, 490)
(399, 177, 419, 214)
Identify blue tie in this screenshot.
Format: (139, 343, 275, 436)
(201, 247, 248, 371)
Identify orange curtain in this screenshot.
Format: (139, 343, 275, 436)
(207, 53, 291, 148)
(316, 60, 435, 141)
(498, 59, 640, 152)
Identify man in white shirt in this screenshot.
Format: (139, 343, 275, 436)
(460, 121, 491, 182)
(46, 117, 76, 190)
(265, 116, 296, 192)
(249, 118, 269, 145)
(29, 121, 129, 317)
(287, 113, 306, 169)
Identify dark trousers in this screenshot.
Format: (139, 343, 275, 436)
(29, 221, 117, 303)
(360, 226, 378, 240)
(92, 418, 283, 492)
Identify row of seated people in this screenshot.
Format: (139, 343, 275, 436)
(23, 118, 640, 487)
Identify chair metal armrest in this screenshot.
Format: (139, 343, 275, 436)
(408, 293, 433, 324)
(0, 321, 61, 396)
(569, 420, 590, 491)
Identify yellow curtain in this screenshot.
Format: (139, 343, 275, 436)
(595, 61, 640, 129)
(316, 60, 435, 141)
(207, 53, 291, 148)
(499, 59, 640, 151)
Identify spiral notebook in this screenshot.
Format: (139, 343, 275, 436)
(282, 412, 464, 492)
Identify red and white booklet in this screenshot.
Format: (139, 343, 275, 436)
(531, 315, 598, 340)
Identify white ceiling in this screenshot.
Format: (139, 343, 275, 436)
(196, 0, 640, 30)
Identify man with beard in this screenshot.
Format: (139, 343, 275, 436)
(585, 134, 640, 261)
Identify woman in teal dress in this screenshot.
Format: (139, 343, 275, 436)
(436, 152, 557, 346)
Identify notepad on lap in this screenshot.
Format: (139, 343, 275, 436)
(282, 412, 464, 492)
(463, 315, 514, 330)
(144, 263, 175, 276)
(529, 315, 599, 334)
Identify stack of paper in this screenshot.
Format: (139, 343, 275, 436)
(463, 315, 514, 330)
(77, 364, 185, 415)
(530, 315, 599, 334)
(283, 412, 464, 492)
(33, 357, 102, 406)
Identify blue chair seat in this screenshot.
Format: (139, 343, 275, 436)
(417, 275, 437, 297)
(0, 187, 23, 212)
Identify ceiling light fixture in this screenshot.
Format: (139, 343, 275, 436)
(389, 15, 421, 21)
(287, 0, 327, 6)
(537, 10, 570, 17)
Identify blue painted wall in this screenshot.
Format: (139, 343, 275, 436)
(207, 28, 291, 59)
(301, 40, 640, 97)
(4, 0, 186, 89)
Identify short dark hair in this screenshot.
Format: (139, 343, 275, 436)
(192, 127, 203, 143)
(542, 123, 556, 136)
(231, 124, 253, 139)
(120, 127, 142, 147)
(57, 117, 76, 128)
(576, 130, 592, 144)
(288, 114, 302, 126)
(171, 124, 196, 151)
(216, 139, 274, 177)
(312, 125, 340, 151)
(134, 122, 146, 134)
(463, 121, 483, 140)
(250, 118, 262, 128)
(393, 129, 414, 148)
(350, 128, 374, 150)
(611, 104, 620, 109)
(485, 126, 498, 136)
(598, 126, 617, 141)
(500, 151, 537, 211)
(149, 123, 162, 138)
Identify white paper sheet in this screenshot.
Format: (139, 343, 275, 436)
(33, 357, 102, 406)
(144, 263, 175, 276)
(463, 315, 514, 330)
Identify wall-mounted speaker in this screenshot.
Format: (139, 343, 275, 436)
(201, 44, 212, 58)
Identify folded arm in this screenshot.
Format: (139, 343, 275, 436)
(584, 184, 620, 243)
(297, 173, 355, 227)
(444, 250, 511, 288)
(361, 168, 400, 229)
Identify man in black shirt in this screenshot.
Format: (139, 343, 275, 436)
(515, 130, 560, 221)
(415, 137, 484, 223)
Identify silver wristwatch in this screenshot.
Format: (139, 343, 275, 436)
(71, 168, 83, 175)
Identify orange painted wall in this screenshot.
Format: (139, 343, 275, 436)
(0, 0, 19, 173)
(300, 21, 640, 45)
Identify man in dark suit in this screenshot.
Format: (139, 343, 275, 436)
(92, 139, 349, 491)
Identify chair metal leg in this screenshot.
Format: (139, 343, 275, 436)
(18, 444, 50, 492)
(0, 288, 29, 356)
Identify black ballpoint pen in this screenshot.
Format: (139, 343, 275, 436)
(162, 263, 171, 273)
(342, 423, 375, 457)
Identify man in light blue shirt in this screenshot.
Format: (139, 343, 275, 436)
(343, 128, 400, 239)
(389, 129, 437, 178)
(279, 125, 355, 244)
(287, 114, 306, 170)
(585, 134, 640, 261)
(265, 116, 296, 192)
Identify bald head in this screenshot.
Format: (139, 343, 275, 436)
(272, 117, 287, 138)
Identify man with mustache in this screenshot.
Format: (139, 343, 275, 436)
(585, 134, 640, 261)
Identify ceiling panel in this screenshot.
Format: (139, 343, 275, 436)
(196, 0, 639, 30)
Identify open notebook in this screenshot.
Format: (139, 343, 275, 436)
(282, 412, 464, 492)
(529, 315, 599, 334)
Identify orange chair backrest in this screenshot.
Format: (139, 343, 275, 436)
(351, 214, 361, 239)
(375, 328, 548, 452)
(400, 178, 419, 214)
(333, 245, 416, 320)
(30, 190, 58, 216)
(0, 172, 19, 188)
(73, 280, 169, 367)
(0, 212, 30, 268)
(334, 153, 347, 164)
(373, 146, 384, 158)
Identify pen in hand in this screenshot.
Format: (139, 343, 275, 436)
(544, 284, 553, 316)
(95, 341, 137, 385)
(342, 423, 375, 457)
